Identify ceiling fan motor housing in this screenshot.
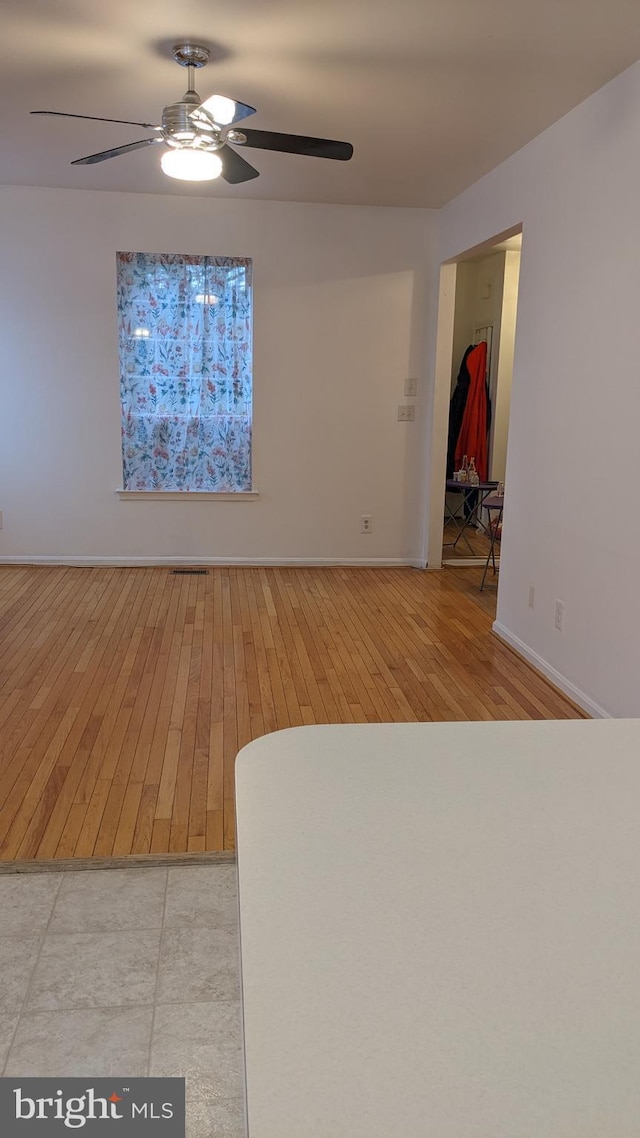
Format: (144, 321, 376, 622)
(161, 101, 221, 150)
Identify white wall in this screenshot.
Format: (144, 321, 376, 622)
(0, 187, 436, 564)
(436, 58, 640, 717)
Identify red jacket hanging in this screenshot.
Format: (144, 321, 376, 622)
(454, 341, 490, 482)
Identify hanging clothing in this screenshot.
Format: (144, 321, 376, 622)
(446, 344, 475, 479)
(454, 341, 491, 483)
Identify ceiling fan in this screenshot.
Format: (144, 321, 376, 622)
(30, 42, 354, 184)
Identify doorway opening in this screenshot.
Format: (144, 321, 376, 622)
(426, 226, 522, 611)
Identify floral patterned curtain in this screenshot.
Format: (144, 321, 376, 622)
(116, 252, 252, 491)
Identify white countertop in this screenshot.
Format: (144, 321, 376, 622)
(236, 719, 640, 1137)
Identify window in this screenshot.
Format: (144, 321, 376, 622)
(116, 252, 252, 492)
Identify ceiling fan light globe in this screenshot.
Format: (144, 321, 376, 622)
(199, 94, 237, 125)
(161, 148, 222, 181)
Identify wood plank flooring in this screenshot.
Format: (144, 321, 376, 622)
(0, 565, 584, 861)
(442, 517, 494, 563)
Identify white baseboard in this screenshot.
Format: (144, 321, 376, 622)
(492, 620, 609, 719)
(0, 555, 419, 569)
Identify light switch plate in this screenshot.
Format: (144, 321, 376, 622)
(397, 405, 415, 421)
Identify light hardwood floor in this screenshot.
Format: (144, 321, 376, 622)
(0, 565, 584, 861)
(442, 517, 495, 563)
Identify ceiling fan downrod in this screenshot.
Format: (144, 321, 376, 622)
(172, 42, 210, 102)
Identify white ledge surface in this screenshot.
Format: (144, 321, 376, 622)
(115, 490, 259, 501)
(236, 720, 640, 1137)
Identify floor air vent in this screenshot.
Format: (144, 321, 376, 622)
(171, 569, 209, 575)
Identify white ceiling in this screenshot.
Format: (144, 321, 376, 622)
(3, 0, 640, 208)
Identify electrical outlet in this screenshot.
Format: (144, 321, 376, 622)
(397, 405, 415, 421)
(554, 599, 565, 631)
(528, 585, 535, 609)
(404, 377, 418, 397)
(360, 515, 372, 534)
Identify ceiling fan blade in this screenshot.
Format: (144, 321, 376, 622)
(197, 95, 256, 126)
(71, 138, 163, 166)
(219, 144, 260, 184)
(229, 100, 256, 125)
(31, 110, 161, 130)
(239, 129, 353, 161)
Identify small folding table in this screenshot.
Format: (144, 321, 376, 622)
(444, 479, 498, 554)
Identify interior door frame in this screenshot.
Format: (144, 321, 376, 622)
(425, 225, 522, 571)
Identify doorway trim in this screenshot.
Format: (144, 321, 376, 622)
(425, 262, 457, 570)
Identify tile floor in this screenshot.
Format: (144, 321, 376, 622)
(0, 864, 245, 1138)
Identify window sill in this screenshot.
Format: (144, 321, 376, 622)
(115, 490, 259, 501)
